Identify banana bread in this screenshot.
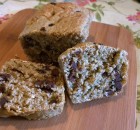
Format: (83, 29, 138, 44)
(0, 59, 65, 119)
(58, 42, 128, 104)
(19, 2, 93, 64)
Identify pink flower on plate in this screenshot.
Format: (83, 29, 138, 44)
(0, 14, 13, 24)
(127, 11, 140, 24)
(76, 0, 96, 6)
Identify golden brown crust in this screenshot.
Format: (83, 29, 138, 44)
(19, 2, 93, 37)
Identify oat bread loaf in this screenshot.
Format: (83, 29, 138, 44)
(58, 42, 128, 104)
(19, 2, 93, 64)
(0, 59, 65, 120)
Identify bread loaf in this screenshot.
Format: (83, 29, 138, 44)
(19, 2, 93, 64)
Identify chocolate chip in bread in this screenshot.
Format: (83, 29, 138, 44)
(58, 42, 128, 104)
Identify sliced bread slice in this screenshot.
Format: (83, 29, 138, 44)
(0, 59, 65, 119)
(58, 42, 128, 104)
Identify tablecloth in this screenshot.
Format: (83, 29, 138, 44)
(0, 0, 140, 129)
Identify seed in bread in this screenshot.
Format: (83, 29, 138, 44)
(58, 42, 128, 104)
(0, 59, 65, 120)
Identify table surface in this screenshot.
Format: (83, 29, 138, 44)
(0, 0, 140, 129)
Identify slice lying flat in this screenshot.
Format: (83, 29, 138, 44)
(0, 59, 65, 120)
(58, 42, 128, 104)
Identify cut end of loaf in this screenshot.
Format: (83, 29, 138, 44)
(0, 59, 65, 119)
(58, 42, 128, 104)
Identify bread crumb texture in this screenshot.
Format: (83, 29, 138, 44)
(58, 42, 128, 104)
(0, 59, 65, 120)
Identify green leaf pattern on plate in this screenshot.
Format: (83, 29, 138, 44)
(86, 3, 105, 22)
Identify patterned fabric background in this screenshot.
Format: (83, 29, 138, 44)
(0, 0, 140, 129)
